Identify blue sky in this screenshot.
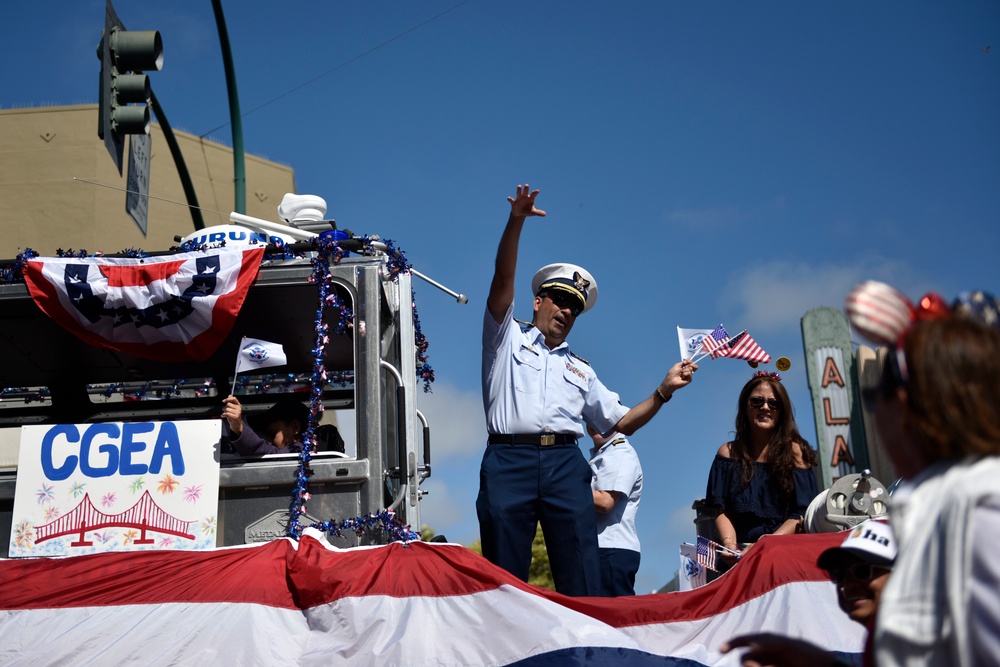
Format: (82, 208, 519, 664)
(4, 1, 998, 592)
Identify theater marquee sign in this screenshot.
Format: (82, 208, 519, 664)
(801, 307, 870, 488)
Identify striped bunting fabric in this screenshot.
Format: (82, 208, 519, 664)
(0, 529, 863, 666)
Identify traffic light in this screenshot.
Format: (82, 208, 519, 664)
(98, 29, 162, 138)
(97, 0, 162, 173)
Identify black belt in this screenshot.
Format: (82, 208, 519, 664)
(488, 433, 578, 446)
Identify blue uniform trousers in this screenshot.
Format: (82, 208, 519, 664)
(476, 441, 601, 597)
(598, 547, 641, 596)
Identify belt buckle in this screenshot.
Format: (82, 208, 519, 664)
(539, 434, 555, 446)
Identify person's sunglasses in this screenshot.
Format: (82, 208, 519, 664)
(860, 347, 909, 412)
(545, 292, 582, 317)
(860, 386, 881, 412)
(748, 396, 780, 410)
(829, 561, 890, 584)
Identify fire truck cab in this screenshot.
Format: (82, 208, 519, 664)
(0, 223, 430, 555)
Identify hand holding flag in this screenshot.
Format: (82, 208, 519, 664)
(696, 535, 742, 572)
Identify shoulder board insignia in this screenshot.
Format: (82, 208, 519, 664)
(610, 437, 626, 447)
(514, 318, 533, 332)
(569, 351, 590, 365)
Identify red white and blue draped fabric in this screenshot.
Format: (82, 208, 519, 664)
(0, 529, 863, 666)
(23, 247, 264, 362)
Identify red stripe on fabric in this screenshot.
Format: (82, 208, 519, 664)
(285, 531, 846, 626)
(553, 531, 846, 627)
(287, 537, 515, 607)
(1, 539, 300, 611)
(0, 529, 848, 629)
(99, 258, 188, 288)
(181, 246, 264, 361)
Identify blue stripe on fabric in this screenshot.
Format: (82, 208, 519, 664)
(509, 647, 863, 666)
(509, 646, 707, 666)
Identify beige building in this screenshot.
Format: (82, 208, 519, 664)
(0, 105, 296, 259)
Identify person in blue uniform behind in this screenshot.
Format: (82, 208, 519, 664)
(589, 427, 643, 596)
(477, 184, 697, 597)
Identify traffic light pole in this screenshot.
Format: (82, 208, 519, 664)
(211, 0, 246, 215)
(149, 90, 205, 231)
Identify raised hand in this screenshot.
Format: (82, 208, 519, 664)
(507, 184, 547, 218)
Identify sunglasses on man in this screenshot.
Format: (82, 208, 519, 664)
(828, 561, 891, 584)
(544, 292, 582, 317)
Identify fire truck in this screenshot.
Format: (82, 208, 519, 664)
(0, 196, 435, 555)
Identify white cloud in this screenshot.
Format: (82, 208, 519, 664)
(320, 382, 483, 463)
(667, 502, 699, 535)
(417, 479, 462, 530)
(665, 205, 742, 231)
(415, 382, 487, 461)
(717, 257, 925, 333)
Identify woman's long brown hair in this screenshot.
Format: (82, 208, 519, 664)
(730, 375, 817, 498)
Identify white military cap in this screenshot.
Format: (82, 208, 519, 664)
(531, 263, 598, 314)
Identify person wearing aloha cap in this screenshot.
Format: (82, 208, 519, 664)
(817, 520, 896, 625)
(722, 519, 897, 667)
(477, 184, 697, 597)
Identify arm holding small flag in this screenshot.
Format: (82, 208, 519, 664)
(221, 395, 274, 457)
(612, 358, 698, 436)
(222, 395, 304, 457)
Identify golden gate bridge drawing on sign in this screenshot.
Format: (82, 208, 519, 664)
(35, 490, 196, 547)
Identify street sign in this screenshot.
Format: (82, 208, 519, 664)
(126, 133, 150, 235)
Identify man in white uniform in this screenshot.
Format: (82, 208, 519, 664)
(590, 427, 643, 596)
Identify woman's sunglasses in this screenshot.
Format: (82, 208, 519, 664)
(748, 396, 780, 410)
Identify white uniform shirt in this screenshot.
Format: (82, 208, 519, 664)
(482, 303, 629, 437)
(590, 436, 642, 553)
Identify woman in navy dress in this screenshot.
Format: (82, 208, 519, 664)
(706, 372, 819, 554)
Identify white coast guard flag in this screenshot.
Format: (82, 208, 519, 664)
(0, 529, 864, 666)
(677, 326, 715, 360)
(235, 337, 287, 374)
(24, 246, 264, 362)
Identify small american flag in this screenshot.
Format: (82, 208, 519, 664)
(721, 330, 772, 364)
(700, 325, 730, 359)
(696, 535, 720, 571)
